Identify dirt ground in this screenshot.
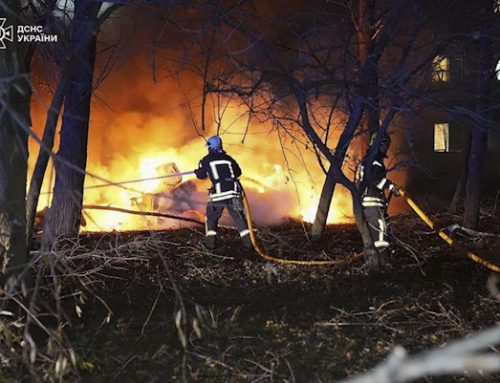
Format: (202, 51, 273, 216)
(25, 214, 500, 382)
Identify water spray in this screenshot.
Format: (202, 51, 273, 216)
(84, 170, 196, 190)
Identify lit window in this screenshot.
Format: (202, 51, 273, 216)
(496, 59, 500, 80)
(434, 123, 449, 152)
(432, 55, 449, 82)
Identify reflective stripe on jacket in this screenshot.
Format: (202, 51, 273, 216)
(194, 150, 242, 201)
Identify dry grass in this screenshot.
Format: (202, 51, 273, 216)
(1, 213, 500, 382)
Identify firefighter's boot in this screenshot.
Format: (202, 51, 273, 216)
(364, 247, 381, 274)
(241, 232, 253, 250)
(203, 235, 217, 250)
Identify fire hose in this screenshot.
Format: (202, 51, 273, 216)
(399, 189, 500, 273)
(242, 185, 500, 271)
(78, 167, 500, 271)
(240, 186, 364, 266)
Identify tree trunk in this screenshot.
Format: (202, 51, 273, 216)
(44, 0, 100, 244)
(310, 0, 400, 241)
(310, 1, 374, 242)
(358, 0, 379, 142)
(0, 2, 32, 282)
(311, 166, 336, 239)
(463, 13, 492, 229)
(25, 79, 66, 245)
(291, 82, 379, 264)
(449, 171, 466, 215)
(449, 134, 471, 215)
(463, 130, 487, 229)
(311, 99, 364, 240)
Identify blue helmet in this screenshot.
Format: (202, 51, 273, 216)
(206, 135, 223, 152)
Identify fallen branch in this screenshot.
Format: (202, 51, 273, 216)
(340, 325, 500, 383)
(446, 224, 500, 239)
(82, 204, 204, 225)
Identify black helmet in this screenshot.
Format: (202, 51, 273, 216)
(370, 132, 391, 155)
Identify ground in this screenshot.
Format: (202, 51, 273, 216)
(17, 213, 500, 382)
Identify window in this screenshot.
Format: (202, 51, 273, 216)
(451, 56, 467, 81)
(496, 59, 500, 80)
(432, 55, 450, 82)
(434, 123, 450, 152)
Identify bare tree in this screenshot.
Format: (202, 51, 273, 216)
(23, 0, 122, 245)
(26, 1, 120, 245)
(172, 0, 438, 264)
(183, 0, 500, 266)
(311, 0, 403, 240)
(40, 0, 101, 243)
(463, 0, 496, 229)
(0, 1, 32, 282)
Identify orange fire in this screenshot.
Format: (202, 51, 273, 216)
(79, 124, 354, 231)
(25, 6, 410, 234)
(27, 58, 379, 233)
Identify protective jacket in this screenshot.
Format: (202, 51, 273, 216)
(359, 153, 396, 208)
(194, 150, 242, 202)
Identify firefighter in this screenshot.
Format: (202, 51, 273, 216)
(194, 135, 252, 250)
(358, 132, 400, 269)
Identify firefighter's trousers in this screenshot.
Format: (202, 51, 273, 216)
(363, 205, 390, 255)
(204, 197, 252, 249)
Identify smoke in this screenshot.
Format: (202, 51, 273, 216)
(27, 6, 407, 232)
(27, 50, 359, 231)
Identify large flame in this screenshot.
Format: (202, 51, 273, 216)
(26, 4, 410, 234)
(28, 54, 408, 232)
(75, 120, 354, 231)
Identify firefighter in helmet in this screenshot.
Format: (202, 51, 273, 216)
(194, 135, 252, 250)
(358, 132, 400, 269)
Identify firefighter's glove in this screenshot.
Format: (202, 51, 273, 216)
(390, 184, 401, 197)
